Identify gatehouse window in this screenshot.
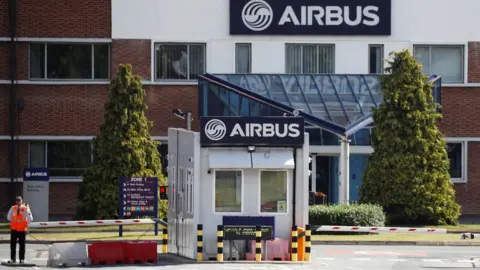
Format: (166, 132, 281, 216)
(214, 170, 243, 213)
(29, 141, 92, 177)
(369, 44, 384, 74)
(285, 44, 335, 74)
(413, 45, 464, 83)
(260, 170, 288, 213)
(29, 43, 110, 80)
(154, 43, 206, 81)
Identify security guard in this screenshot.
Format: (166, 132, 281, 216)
(7, 196, 33, 264)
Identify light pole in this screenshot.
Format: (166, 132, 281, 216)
(172, 109, 193, 131)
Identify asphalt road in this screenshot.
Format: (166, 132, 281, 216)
(1, 244, 480, 269)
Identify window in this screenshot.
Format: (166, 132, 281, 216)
(369, 45, 384, 74)
(413, 45, 464, 83)
(214, 170, 242, 213)
(235, 43, 251, 73)
(447, 142, 465, 182)
(29, 43, 110, 80)
(260, 171, 287, 213)
(155, 43, 206, 81)
(286, 44, 335, 73)
(29, 141, 92, 177)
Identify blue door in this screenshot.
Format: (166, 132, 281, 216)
(349, 154, 369, 202)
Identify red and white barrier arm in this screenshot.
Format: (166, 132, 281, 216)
(460, 233, 480, 239)
(316, 226, 447, 234)
(29, 219, 158, 228)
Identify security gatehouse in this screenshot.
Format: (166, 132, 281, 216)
(167, 116, 310, 260)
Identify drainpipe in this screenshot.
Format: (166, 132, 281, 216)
(8, 0, 17, 203)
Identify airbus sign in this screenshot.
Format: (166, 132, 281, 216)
(230, 0, 391, 36)
(201, 117, 304, 146)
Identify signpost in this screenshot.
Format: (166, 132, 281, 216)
(119, 177, 159, 236)
(23, 168, 50, 222)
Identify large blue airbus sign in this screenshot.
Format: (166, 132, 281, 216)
(229, 0, 391, 36)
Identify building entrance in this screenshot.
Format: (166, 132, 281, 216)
(312, 154, 369, 204)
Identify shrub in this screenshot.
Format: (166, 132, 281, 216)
(309, 204, 385, 234)
(359, 49, 460, 225)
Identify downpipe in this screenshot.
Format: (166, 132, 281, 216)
(8, 0, 17, 202)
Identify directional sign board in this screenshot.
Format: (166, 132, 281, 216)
(119, 177, 159, 237)
(120, 177, 158, 218)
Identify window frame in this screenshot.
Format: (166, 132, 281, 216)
(412, 44, 465, 84)
(368, 44, 384, 75)
(28, 42, 111, 81)
(258, 169, 289, 216)
(213, 169, 244, 215)
(153, 42, 207, 82)
(285, 43, 336, 74)
(28, 141, 93, 179)
(235, 43, 252, 74)
(445, 140, 468, 184)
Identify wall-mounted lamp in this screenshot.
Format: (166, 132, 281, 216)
(247, 146, 256, 153)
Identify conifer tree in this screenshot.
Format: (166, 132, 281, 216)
(76, 64, 167, 219)
(359, 50, 460, 225)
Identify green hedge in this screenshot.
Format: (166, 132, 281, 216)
(309, 204, 385, 232)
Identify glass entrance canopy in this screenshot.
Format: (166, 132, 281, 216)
(198, 73, 442, 137)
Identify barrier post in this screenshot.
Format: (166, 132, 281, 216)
(291, 225, 298, 262)
(255, 225, 262, 262)
(304, 224, 311, 261)
(217, 225, 224, 262)
(197, 224, 203, 262)
(162, 228, 168, 253)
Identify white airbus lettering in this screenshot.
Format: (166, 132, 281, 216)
(278, 5, 380, 26)
(229, 123, 300, 138)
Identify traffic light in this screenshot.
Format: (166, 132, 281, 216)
(160, 186, 168, 200)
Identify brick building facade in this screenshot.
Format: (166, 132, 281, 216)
(1, 0, 480, 218)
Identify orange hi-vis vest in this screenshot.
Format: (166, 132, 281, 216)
(10, 205, 28, 232)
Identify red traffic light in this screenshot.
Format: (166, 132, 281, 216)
(159, 186, 168, 200)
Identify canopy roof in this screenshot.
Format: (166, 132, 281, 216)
(199, 73, 442, 136)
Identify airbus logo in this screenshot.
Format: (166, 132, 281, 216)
(25, 171, 48, 177)
(239, 0, 382, 31)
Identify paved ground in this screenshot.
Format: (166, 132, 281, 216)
(1, 244, 480, 269)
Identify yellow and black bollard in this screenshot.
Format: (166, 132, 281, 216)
(197, 224, 203, 262)
(255, 225, 262, 262)
(217, 225, 224, 262)
(291, 225, 298, 262)
(305, 224, 311, 261)
(162, 228, 168, 253)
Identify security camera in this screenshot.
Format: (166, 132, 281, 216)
(292, 109, 300, 117)
(188, 157, 193, 162)
(207, 169, 212, 174)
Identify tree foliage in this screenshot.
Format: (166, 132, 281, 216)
(76, 64, 167, 220)
(359, 50, 460, 225)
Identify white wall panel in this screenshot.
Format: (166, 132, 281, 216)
(113, 0, 476, 74)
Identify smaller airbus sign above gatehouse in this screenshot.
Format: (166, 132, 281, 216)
(200, 116, 304, 146)
(230, 0, 391, 36)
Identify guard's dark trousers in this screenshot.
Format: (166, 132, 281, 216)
(10, 230, 26, 261)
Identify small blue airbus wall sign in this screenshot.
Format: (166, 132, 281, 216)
(229, 0, 391, 36)
(23, 168, 50, 221)
(200, 116, 304, 146)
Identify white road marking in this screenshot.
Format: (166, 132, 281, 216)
(315, 257, 335, 260)
(352, 258, 372, 261)
(422, 259, 443, 262)
(388, 258, 407, 262)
